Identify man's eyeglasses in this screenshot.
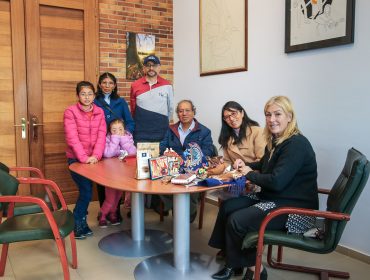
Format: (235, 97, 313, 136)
(145, 63, 159, 69)
(223, 110, 240, 121)
(178, 109, 193, 114)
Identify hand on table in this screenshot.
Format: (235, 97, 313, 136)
(86, 156, 98, 164)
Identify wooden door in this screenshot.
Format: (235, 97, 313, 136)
(0, 0, 29, 195)
(0, 0, 98, 203)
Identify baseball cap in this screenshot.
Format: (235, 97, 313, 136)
(143, 55, 160, 65)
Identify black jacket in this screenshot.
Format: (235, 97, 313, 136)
(246, 134, 318, 209)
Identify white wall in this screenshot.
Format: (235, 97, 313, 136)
(173, 0, 370, 256)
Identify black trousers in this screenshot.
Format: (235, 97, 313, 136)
(208, 196, 287, 268)
(97, 184, 122, 216)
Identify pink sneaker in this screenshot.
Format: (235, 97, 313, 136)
(98, 214, 108, 228)
(107, 212, 121, 226)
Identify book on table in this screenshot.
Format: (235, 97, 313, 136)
(171, 173, 197, 185)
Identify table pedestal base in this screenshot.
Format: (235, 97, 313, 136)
(98, 229, 172, 258)
(134, 252, 223, 279)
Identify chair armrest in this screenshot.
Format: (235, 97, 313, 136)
(9, 166, 45, 179)
(318, 187, 331, 195)
(251, 207, 350, 278)
(15, 178, 68, 210)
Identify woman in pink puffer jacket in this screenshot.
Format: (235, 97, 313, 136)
(64, 81, 106, 239)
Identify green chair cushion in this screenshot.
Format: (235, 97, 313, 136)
(0, 210, 75, 243)
(242, 230, 333, 254)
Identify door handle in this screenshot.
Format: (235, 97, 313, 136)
(14, 118, 27, 139)
(30, 115, 44, 141)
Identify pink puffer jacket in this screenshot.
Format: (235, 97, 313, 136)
(64, 103, 107, 163)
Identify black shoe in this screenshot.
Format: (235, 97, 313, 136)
(242, 267, 267, 280)
(190, 211, 197, 223)
(212, 266, 242, 280)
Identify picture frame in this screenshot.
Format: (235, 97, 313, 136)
(285, 0, 355, 53)
(126, 32, 155, 80)
(148, 156, 169, 180)
(199, 0, 248, 76)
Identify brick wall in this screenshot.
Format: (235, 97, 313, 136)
(98, 0, 174, 102)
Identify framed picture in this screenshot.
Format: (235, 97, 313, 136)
(285, 0, 355, 53)
(199, 0, 248, 76)
(126, 32, 155, 80)
(148, 156, 169, 180)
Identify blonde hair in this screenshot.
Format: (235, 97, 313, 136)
(263, 96, 300, 151)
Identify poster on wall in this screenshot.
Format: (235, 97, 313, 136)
(126, 32, 155, 80)
(285, 0, 355, 53)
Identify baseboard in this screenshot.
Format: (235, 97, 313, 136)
(204, 198, 370, 265)
(336, 245, 370, 265)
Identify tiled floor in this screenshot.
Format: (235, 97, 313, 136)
(2, 201, 370, 279)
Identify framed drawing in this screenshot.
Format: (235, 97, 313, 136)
(285, 0, 355, 53)
(148, 156, 169, 180)
(199, 0, 248, 76)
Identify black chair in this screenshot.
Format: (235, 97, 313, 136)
(242, 148, 370, 280)
(0, 169, 77, 280)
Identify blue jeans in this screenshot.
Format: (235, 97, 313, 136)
(68, 158, 93, 222)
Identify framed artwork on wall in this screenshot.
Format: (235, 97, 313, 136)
(199, 0, 248, 76)
(126, 32, 155, 80)
(285, 0, 355, 53)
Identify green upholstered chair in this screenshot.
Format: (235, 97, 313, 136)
(242, 148, 370, 280)
(0, 162, 61, 216)
(0, 169, 77, 280)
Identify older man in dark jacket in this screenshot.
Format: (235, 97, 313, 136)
(158, 100, 216, 222)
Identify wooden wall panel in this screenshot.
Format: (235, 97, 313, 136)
(0, 1, 16, 166)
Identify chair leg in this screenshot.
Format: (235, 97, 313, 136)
(54, 238, 71, 280)
(0, 244, 9, 276)
(198, 192, 205, 229)
(69, 232, 78, 269)
(267, 245, 350, 279)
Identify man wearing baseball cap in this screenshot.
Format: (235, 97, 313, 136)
(130, 54, 174, 143)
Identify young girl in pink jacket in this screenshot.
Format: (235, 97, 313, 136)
(64, 81, 106, 239)
(98, 119, 136, 227)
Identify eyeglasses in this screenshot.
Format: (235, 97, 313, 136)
(79, 93, 94, 98)
(145, 63, 159, 68)
(223, 110, 240, 121)
(178, 109, 193, 114)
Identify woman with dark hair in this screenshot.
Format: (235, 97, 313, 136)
(209, 101, 265, 182)
(94, 72, 135, 221)
(95, 72, 135, 133)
